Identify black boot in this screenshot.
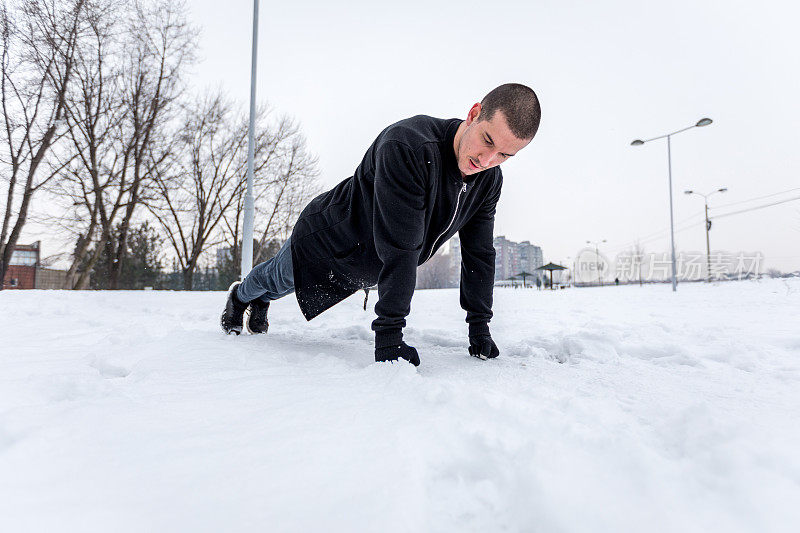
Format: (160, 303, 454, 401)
(245, 299, 269, 334)
(220, 281, 248, 335)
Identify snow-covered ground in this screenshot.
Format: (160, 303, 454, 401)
(1, 279, 799, 532)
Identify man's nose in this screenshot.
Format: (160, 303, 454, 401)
(478, 151, 498, 168)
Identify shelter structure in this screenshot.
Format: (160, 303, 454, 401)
(515, 270, 535, 287)
(536, 262, 568, 290)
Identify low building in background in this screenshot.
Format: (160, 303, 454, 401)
(2, 242, 39, 289)
(2, 242, 69, 290)
(35, 267, 68, 289)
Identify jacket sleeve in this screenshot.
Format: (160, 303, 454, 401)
(458, 171, 502, 336)
(370, 141, 428, 347)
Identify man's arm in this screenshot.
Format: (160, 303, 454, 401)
(371, 141, 428, 351)
(458, 173, 502, 338)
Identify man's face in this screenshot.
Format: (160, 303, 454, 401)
(454, 103, 532, 177)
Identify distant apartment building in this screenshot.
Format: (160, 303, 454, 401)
(518, 240, 543, 279)
(443, 235, 543, 285)
(493, 236, 544, 282)
(1, 241, 68, 289)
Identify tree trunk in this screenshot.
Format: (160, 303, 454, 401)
(63, 203, 100, 289)
(73, 226, 113, 289)
(1, 124, 59, 282)
(182, 267, 193, 291)
(63, 232, 89, 289)
(0, 167, 19, 259)
(0, 177, 38, 289)
(108, 181, 138, 289)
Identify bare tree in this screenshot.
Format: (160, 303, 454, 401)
(45, 0, 195, 289)
(220, 111, 319, 269)
(148, 92, 250, 290)
(417, 249, 455, 289)
(0, 0, 86, 288)
(253, 121, 319, 263)
(105, 0, 195, 289)
(766, 268, 782, 279)
(49, 0, 124, 288)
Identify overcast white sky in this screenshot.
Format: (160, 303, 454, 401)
(27, 0, 800, 272)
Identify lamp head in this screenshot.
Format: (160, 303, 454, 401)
(696, 118, 713, 127)
(684, 190, 693, 195)
(631, 139, 644, 146)
(718, 187, 728, 193)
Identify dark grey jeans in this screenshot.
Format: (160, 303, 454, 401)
(236, 237, 295, 303)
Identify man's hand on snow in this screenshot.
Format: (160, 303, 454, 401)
(375, 342, 420, 367)
(468, 334, 500, 360)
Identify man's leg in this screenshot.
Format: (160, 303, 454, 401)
(221, 238, 294, 334)
(237, 237, 295, 303)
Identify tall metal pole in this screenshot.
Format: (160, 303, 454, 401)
(240, 0, 259, 279)
(684, 189, 726, 283)
(595, 244, 601, 286)
(666, 135, 677, 292)
(704, 200, 712, 283)
(586, 239, 606, 287)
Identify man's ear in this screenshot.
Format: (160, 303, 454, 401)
(465, 102, 482, 125)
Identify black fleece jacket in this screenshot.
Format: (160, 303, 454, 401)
(289, 115, 501, 347)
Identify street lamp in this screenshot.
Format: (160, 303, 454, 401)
(586, 239, 607, 286)
(241, 0, 260, 279)
(631, 118, 713, 292)
(566, 256, 573, 287)
(684, 187, 727, 282)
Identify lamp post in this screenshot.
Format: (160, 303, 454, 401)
(241, 0, 259, 279)
(586, 239, 606, 286)
(631, 118, 713, 292)
(684, 187, 727, 282)
(566, 256, 573, 287)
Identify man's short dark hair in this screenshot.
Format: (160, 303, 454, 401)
(479, 83, 541, 140)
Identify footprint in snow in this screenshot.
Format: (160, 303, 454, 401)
(89, 357, 131, 378)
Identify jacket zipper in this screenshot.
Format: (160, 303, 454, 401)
(423, 182, 467, 264)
